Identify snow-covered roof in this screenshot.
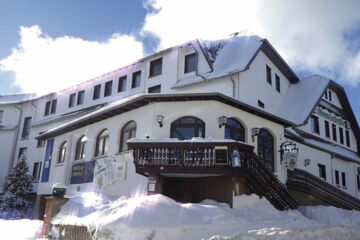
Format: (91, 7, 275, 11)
(286, 128, 360, 163)
(0, 93, 36, 105)
(276, 75, 330, 125)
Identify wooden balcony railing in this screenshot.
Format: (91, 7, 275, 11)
(128, 138, 297, 210)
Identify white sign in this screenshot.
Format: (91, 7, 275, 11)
(283, 152, 298, 170)
(94, 160, 126, 189)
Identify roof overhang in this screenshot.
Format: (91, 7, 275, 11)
(36, 92, 295, 141)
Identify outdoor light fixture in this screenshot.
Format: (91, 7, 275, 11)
(304, 158, 311, 167)
(251, 127, 260, 142)
(157, 115, 164, 127)
(218, 115, 228, 128)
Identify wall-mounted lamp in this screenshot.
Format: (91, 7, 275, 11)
(251, 127, 260, 142)
(218, 116, 228, 128)
(157, 115, 164, 127)
(304, 158, 311, 167)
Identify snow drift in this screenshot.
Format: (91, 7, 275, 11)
(52, 193, 360, 240)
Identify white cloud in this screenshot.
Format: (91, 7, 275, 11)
(0, 26, 143, 94)
(142, 0, 360, 85)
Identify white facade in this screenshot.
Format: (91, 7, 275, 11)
(0, 35, 359, 206)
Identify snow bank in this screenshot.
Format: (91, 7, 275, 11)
(52, 193, 360, 240)
(0, 219, 42, 240)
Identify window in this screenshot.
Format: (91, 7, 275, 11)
(357, 170, 360, 190)
(149, 58, 162, 77)
(77, 90, 85, 105)
(171, 117, 205, 140)
(346, 130, 350, 147)
(339, 127, 344, 144)
(148, 85, 161, 93)
(95, 129, 109, 157)
(21, 117, 31, 139)
(318, 164, 326, 180)
(50, 99, 57, 114)
(328, 90, 332, 101)
(37, 132, 45, 147)
(132, 71, 141, 88)
(332, 124, 337, 141)
(184, 53, 197, 73)
(335, 170, 340, 185)
(225, 118, 245, 142)
(44, 101, 51, 116)
(32, 162, 42, 182)
(324, 91, 328, 99)
(275, 74, 280, 93)
(93, 84, 101, 100)
(18, 147, 27, 159)
(118, 76, 127, 92)
(258, 100, 265, 108)
(257, 129, 274, 172)
(325, 120, 330, 138)
(75, 136, 87, 160)
(266, 65, 272, 85)
(341, 172, 346, 187)
(119, 121, 137, 152)
(311, 115, 319, 134)
(69, 93, 76, 108)
(57, 141, 66, 164)
(104, 81, 113, 97)
(0, 110, 3, 123)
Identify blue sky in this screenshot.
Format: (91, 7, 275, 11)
(0, 0, 360, 121)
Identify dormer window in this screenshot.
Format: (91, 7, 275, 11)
(132, 71, 141, 88)
(184, 53, 196, 73)
(104, 81, 113, 97)
(45, 99, 57, 116)
(77, 90, 85, 105)
(149, 58, 162, 77)
(69, 93, 76, 108)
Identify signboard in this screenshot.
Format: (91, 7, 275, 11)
(316, 108, 346, 127)
(94, 160, 126, 189)
(41, 138, 54, 182)
(70, 160, 95, 184)
(283, 152, 298, 170)
(215, 146, 228, 165)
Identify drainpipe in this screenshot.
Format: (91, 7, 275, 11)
(8, 103, 23, 174)
(230, 74, 236, 98)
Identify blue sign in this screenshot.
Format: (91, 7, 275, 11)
(70, 160, 95, 184)
(41, 138, 54, 182)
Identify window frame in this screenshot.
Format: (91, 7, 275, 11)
(75, 135, 87, 160)
(332, 123, 337, 141)
(170, 116, 205, 140)
(318, 164, 326, 180)
(325, 120, 330, 138)
(275, 74, 280, 93)
(44, 101, 51, 116)
(311, 115, 320, 134)
(345, 130, 350, 147)
(50, 99, 57, 114)
(148, 85, 161, 93)
(18, 147, 27, 159)
(32, 162, 42, 182)
(335, 170, 340, 185)
(104, 80, 113, 97)
(341, 171, 346, 187)
(77, 90, 85, 105)
(95, 129, 109, 157)
(0, 110, 3, 123)
(93, 84, 101, 100)
(131, 71, 141, 89)
(149, 58, 162, 77)
(57, 141, 67, 164)
(119, 121, 137, 152)
(257, 129, 275, 172)
(118, 76, 127, 92)
(184, 53, 197, 74)
(266, 65, 272, 85)
(224, 118, 245, 142)
(21, 117, 32, 139)
(69, 93, 76, 108)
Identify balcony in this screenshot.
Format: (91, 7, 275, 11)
(128, 138, 298, 210)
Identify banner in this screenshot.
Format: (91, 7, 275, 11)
(70, 160, 95, 184)
(41, 138, 54, 182)
(94, 160, 126, 189)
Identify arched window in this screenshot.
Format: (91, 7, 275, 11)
(257, 129, 274, 172)
(57, 141, 66, 164)
(224, 118, 245, 142)
(75, 136, 87, 160)
(170, 117, 205, 140)
(119, 121, 137, 152)
(95, 129, 109, 157)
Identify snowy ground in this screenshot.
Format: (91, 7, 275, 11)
(51, 193, 360, 240)
(0, 219, 43, 240)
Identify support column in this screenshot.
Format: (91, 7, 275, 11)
(147, 174, 164, 195)
(42, 196, 69, 236)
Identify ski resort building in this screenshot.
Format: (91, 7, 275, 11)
(1, 35, 360, 220)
